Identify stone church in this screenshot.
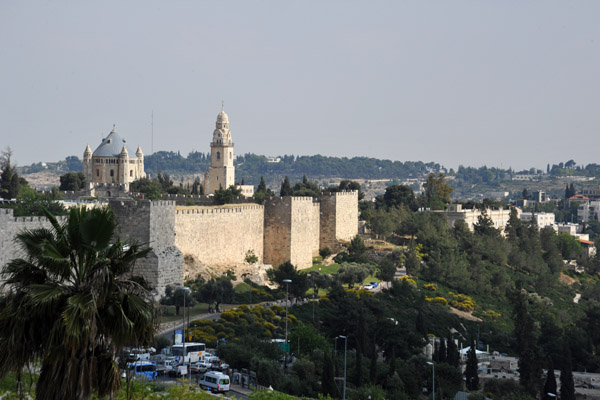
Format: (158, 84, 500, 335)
(82, 125, 145, 196)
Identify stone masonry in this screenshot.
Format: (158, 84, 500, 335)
(320, 191, 359, 251)
(263, 196, 321, 269)
(0, 209, 67, 280)
(110, 199, 184, 297)
(175, 204, 264, 266)
(0, 192, 358, 297)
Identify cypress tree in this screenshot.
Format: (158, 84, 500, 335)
(465, 337, 479, 391)
(280, 176, 293, 196)
(542, 358, 557, 400)
(560, 337, 575, 400)
(321, 352, 336, 397)
(438, 338, 447, 364)
(257, 176, 267, 193)
(447, 334, 459, 368)
(513, 292, 542, 398)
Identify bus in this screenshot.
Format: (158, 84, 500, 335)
(171, 342, 206, 363)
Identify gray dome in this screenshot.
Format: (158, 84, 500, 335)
(93, 127, 131, 157)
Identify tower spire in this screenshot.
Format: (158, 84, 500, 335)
(221, 100, 224, 112)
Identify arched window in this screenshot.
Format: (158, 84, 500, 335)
(96, 169, 99, 177)
(230, 152, 232, 159)
(110, 170, 114, 177)
(216, 151, 221, 160)
(130, 170, 133, 177)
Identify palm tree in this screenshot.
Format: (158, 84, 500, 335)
(0, 206, 157, 400)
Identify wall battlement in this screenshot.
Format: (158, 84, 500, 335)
(176, 205, 263, 215)
(1, 192, 358, 298)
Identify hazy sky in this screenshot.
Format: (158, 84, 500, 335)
(1, 1, 599, 171)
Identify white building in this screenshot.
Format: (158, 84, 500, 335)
(520, 212, 555, 229)
(577, 201, 600, 223)
(440, 204, 516, 232)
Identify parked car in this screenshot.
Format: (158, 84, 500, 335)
(363, 284, 375, 290)
(190, 360, 211, 374)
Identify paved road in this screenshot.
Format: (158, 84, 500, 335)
(158, 311, 221, 339)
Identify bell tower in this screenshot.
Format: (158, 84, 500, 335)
(204, 106, 235, 194)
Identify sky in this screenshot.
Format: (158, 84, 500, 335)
(1, 1, 599, 171)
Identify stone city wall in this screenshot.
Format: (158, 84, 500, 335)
(263, 197, 320, 269)
(110, 200, 183, 297)
(0, 209, 68, 288)
(320, 191, 359, 251)
(174, 204, 264, 266)
(289, 198, 321, 269)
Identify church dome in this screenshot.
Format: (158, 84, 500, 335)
(216, 110, 229, 124)
(92, 125, 131, 157)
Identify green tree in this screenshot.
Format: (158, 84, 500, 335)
(59, 172, 86, 191)
(542, 358, 557, 400)
(0, 206, 156, 400)
(280, 176, 293, 197)
(195, 277, 234, 312)
(336, 263, 375, 288)
(160, 285, 196, 315)
(347, 235, 367, 262)
(560, 337, 575, 400)
(465, 338, 479, 391)
(376, 258, 396, 286)
(446, 335, 460, 368)
(266, 261, 309, 299)
(512, 292, 542, 398)
(383, 184, 417, 211)
(422, 173, 452, 209)
(0, 148, 20, 199)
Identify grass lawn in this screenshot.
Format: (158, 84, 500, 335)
(158, 303, 211, 324)
(300, 263, 340, 275)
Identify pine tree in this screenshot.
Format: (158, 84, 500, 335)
(542, 358, 557, 400)
(465, 337, 479, 391)
(560, 337, 576, 400)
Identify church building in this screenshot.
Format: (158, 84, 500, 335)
(82, 125, 145, 189)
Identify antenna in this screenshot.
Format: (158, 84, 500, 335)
(151, 110, 154, 154)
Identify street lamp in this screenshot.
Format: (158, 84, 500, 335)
(283, 279, 292, 370)
(180, 286, 191, 388)
(338, 335, 347, 400)
(427, 361, 435, 400)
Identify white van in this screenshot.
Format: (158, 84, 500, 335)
(198, 371, 230, 393)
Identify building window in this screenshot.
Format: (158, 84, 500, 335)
(230, 152, 232, 159)
(130, 170, 133, 177)
(96, 169, 99, 177)
(216, 151, 220, 160)
(110, 170, 114, 177)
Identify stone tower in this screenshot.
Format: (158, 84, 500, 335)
(204, 108, 235, 194)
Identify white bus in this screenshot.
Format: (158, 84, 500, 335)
(171, 342, 206, 363)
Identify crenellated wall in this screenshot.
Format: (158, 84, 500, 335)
(263, 197, 321, 269)
(175, 204, 264, 266)
(1, 191, 358, 296)
(110, 200, 184, 297)
(320, 191, 359, 251)
(0, 209, 68, 279)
